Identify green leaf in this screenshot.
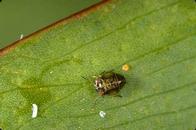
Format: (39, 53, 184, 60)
(0, 0, 196, 129)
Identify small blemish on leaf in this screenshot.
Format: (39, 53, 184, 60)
(20, 34, 23, 40)
(122, 64, 131, 72)
(72, 56, 83, 64)
(99, 111, 106, 118)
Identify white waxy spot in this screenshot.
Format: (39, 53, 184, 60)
(99, 111, 106, 118)
(32, 104, 38, 118)
(20, 34, 23, 40)
(50, 71, 53, 74)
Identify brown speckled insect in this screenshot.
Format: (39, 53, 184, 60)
(94, 71, 126, 96)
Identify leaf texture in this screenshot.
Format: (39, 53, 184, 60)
(0, 0, 196, 129)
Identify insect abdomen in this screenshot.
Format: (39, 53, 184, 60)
(103, 74, 125, 93)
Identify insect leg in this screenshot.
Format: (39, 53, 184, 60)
(92, 96, 104, 108)
(100, 69, 114, 75)
(81, 76, 92, 84)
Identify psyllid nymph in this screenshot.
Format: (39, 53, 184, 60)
(94, 71, 126, 96)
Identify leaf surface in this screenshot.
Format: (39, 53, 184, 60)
(0, 0, 196, 129)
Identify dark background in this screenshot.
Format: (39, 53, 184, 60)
(0, 0, 100, 49)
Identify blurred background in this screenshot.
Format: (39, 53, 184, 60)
(0, 0, 101, 49)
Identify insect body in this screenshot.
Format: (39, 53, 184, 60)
(94, 71, 126, 96)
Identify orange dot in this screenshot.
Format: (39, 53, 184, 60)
(122, 64, 130, 72)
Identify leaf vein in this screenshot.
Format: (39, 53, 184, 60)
(144, 55, 196, 77)
(70, 81, 196, 118)
(116, 33, 196, 69)
(99, 105, 196, 130)
(40, 0, 180, 66)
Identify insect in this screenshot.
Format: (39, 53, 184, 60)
(94, 71, 126, 96)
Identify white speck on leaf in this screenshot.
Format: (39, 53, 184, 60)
(32, 104, 38, 118)
(99, 111, 106, 118)
(20, 34, 23, 40)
